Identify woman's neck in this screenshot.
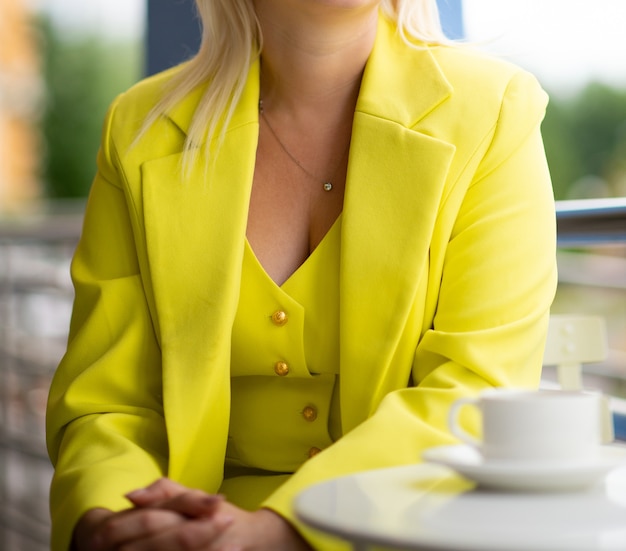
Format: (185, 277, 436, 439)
(254, 0, 379, 119)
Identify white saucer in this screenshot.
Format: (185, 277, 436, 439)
(422, 444, 626, 492)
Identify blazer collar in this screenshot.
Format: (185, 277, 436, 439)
(357, 14, 452, 127)
(164, 63, 260, 143)
(162, 14, 452, 140)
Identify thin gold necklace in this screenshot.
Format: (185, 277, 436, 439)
(258, 99, 349, 192)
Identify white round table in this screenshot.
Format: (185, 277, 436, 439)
(295, 462, 626, 550)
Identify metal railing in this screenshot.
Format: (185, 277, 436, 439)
(0, 208, 81, 551)
(556, 197, 626, 247)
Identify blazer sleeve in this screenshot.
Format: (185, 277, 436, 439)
(45, 98, 168, 551)
(261, 70, 557, 549)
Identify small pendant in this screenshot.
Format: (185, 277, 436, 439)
(323, 182, 333, 192)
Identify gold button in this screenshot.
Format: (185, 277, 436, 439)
(308, 447, 322, 458)
(271, 310, 288, 326)
(274, 361, 290, 377)
(302, 406, 317, 422)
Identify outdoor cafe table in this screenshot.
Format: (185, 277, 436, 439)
(294, 456, 626, 551)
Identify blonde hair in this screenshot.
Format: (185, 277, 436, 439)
(141, 0, 449, 172)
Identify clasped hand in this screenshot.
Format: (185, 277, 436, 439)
(73, 478, 311, 551)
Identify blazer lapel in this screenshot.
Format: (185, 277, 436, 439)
(339, 16, 456, 432)
(140, 63, 261, 486)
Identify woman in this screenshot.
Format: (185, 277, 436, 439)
(46, 0, 558, 549)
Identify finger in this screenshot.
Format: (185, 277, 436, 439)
(92, 508, 185, 551)
(119, 515, 234, 551)
(126, 480, 225, 518)
(125, 478, 188, 505)
(144, 491, 226, 518)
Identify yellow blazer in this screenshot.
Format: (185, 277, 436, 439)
(46, 14, 557, 551)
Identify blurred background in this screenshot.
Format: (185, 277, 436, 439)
(0, 0, 624, 549)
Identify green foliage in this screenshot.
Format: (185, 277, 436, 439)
(39, 18, 142, 199)
(542, 83, 626, 200)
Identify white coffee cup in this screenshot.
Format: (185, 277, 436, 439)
(448, 388, 604, 463)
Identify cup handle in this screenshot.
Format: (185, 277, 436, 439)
(448, 397, 481, 448)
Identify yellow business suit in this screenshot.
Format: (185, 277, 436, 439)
(46, 14, 557, 551)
